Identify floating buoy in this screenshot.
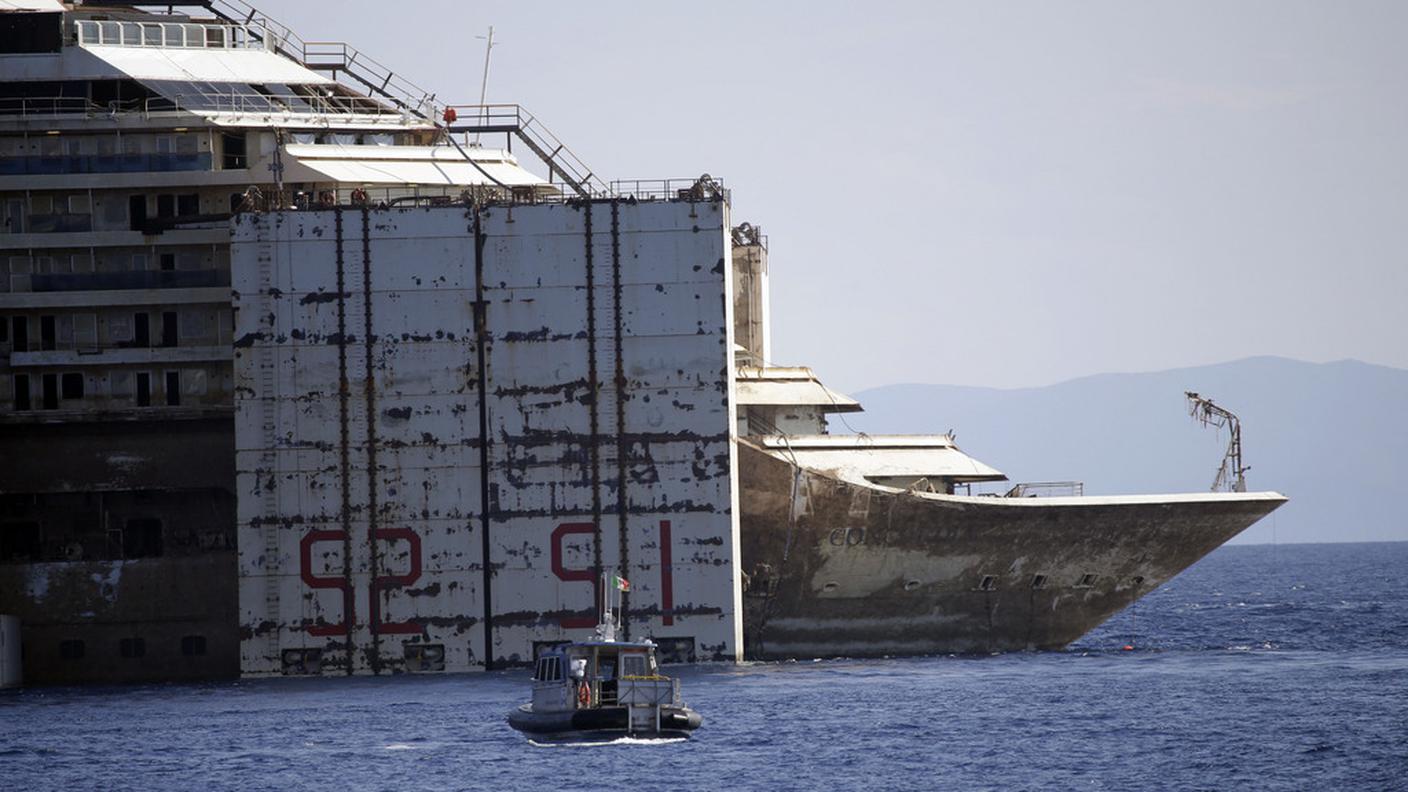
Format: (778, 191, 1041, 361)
(1121, 644, 1135, 651)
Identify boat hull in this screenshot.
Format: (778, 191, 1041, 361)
(737, 440, 1288, 658)
(507, 704, 702, 740)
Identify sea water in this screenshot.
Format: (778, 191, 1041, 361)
(2, 542, 1404, 791)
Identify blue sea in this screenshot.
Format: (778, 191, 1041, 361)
(3, 542, 1405, 791)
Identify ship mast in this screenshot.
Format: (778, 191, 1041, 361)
(474, 25, 495, 145)
(1185, 391, 1248, 492)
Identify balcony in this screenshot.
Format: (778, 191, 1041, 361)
(32, 270, 231, 292)
(10, 345, 231, 367)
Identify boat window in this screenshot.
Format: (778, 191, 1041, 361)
(621, 654, 646, 678)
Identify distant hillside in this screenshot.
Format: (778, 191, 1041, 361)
(843, 357, 1408, 544)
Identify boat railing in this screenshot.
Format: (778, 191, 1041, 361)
(0, 94, 414, 124)
(152, 90, 398, 118)
(610, 176, 730, 204)
(442, 104, 613, 199)
(1004, 481, 1084, 498)
(300, 41, 439, 120)
(618, 676, 680, 708)
(199, 0, 440, 121)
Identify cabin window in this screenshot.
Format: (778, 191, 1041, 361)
(119, 637, 146, 658)
(123, 518, 163, 559)
(221, 132, 247, 170)
(0, 12, 64, 54)
(1031, 574, 1048, 590)
(41, 373, 58, 409)
(547, 657, 560, 681)
(534, 656, 561, 682)
(1076, 573, 1098, 588)
(0, 521, 42, 562)
(621, 654, 647, 679)
(181, 635, 207, 656)
(12, 373, 30, 411)
(60, 639, 85, 660)
(978, 575, 997, 592)
(61, 372, 83, 400)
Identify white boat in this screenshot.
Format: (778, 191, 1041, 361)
(508, 579, 702, 741)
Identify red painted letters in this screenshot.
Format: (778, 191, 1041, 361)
(298, 527, 424, 636)
(550, 522, 598, 628)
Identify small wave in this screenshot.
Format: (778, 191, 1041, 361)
(383, 743, 418, 751)
(1302, 744, 1338, 755)
(528, 737, 687, 748)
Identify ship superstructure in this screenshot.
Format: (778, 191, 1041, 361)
(0, 0, 559, 681)
(0, 1, 1284, 684)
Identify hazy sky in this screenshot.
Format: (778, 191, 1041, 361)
(271, 1, 1407, 392)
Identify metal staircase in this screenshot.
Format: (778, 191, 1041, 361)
(199, 0, 440, 120)
(443, 104, 613, 198)
(127, 3, 609, 196)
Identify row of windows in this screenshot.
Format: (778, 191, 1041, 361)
(0, 131, 204, 159)
(58, 634, 206, 661)
(1, 310, 219, 351)
(5, 369, 210, 411)
(1, 244, 224, 277)
(1, 517, 164, 563)
(1, 191, 219, 235)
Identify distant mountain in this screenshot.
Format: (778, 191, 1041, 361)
(843, 357, 1408, 544)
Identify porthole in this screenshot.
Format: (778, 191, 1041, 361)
(903, 579, 921, 592)
(822, 581, 840, 593)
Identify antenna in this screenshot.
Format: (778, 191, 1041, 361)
(1185, 391, 1249, 492)
(474, 26, 496, 146)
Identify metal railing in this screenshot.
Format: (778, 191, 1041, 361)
(444, 104, 612, 198)
(619, 676, 681, 707)
(611, 176, 729, 203)
(301, 41, 438, 119)
(0, 93, 413, 124)
(1004, 481, 1085, 498)
(202, 0, 440, 121)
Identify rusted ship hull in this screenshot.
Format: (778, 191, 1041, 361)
(737, 440, 1287, 658)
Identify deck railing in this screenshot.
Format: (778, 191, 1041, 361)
(1004, 481, 1085, 498)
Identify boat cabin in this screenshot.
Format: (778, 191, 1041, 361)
(531, 640, 673, 713)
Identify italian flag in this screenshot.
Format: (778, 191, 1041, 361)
(613, 574, 630, 592)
